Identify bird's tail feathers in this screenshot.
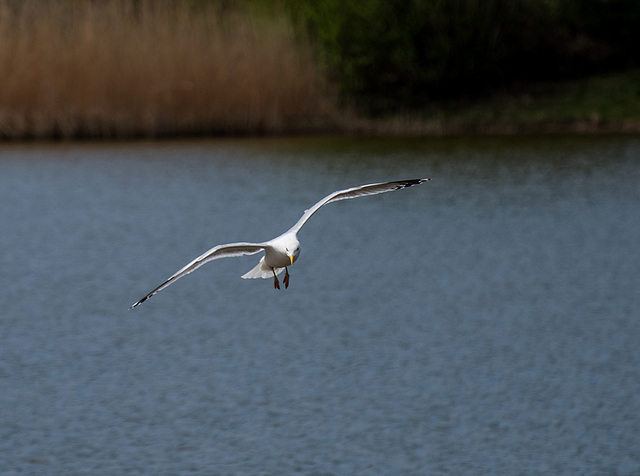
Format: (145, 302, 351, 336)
(241, 257, 284, 279)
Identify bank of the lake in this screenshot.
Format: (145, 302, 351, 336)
(3, 67, 640, 140)
(346, 69, 640, 136)
(2, 1, 639, 140)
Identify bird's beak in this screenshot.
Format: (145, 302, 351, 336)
(288, 253, 295, 265)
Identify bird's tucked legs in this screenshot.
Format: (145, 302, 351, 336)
(272, 269, 280, 289)
(283, 267, 290, 289)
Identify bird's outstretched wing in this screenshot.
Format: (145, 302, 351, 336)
(286, 178, 430, 234)
(130, 242, 265, 308)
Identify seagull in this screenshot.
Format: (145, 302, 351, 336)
(130, 178, 430, 309)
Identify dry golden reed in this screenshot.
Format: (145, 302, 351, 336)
(0, 0, 333, 139)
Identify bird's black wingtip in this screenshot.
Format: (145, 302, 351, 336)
(398, 178, 431, 188)
(129, 296, 147, 310)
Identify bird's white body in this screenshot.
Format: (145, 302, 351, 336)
(242, 233, 300, 279)
(131, 178, 429, 308)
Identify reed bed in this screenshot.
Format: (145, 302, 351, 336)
(0, 1, 334, 139)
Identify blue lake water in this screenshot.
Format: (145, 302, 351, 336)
(1, 135, 639, 474)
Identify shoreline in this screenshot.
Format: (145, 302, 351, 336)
(3, 119, 640, 142)
(4, 71, 639, 141)
(4, 110, 640, 142)
(2, 2, 638, 142)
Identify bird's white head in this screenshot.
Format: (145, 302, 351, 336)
(283, 235, 301, 266)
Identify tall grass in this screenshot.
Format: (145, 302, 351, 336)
(0, 0, 334, 139)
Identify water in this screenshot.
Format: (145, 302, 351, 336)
(1, 136, 639, 474)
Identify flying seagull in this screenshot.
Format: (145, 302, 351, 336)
(130, 178, 430, 309)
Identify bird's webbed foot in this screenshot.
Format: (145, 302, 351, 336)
(283, 267, 290, 289)
(272, 269, 280, 290)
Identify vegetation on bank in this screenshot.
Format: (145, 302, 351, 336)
(353, 69, 640, 135)
(284, 0, 640, 113)
(1, 0, 639, 140)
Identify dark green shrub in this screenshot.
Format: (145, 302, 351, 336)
(284, 0, 640, 112)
